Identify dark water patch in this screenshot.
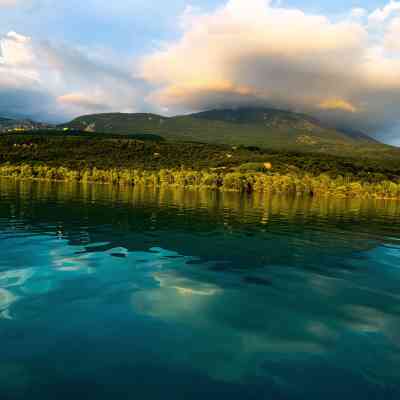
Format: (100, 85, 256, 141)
(110, 253, 127, 258)
(243, 275, 273, 286)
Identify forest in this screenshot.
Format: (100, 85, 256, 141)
(0, 131, 399, 199)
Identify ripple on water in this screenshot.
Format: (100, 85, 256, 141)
(0, 179, 400, 399)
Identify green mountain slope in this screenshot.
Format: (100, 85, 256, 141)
(63, 107, 390, 156)
(192, 108, 378, 143)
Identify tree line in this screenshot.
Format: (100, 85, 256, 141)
(1, 164, 399, 199)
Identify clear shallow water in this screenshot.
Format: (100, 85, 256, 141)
(1, 179, 400, 399)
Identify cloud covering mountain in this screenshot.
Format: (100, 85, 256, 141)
(140, 0, 400, 142)
(1, 0, 400, 143)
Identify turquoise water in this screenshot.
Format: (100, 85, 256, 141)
(1, 179, 400, 399)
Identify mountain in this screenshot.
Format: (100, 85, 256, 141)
(0, 117, 13, 124)
(63, 107, 385, 155)
(192, 107, 321, 126)
(190, 108, 380, 143)
(0, 117, 52, 132)
(329, 126, 379, 143)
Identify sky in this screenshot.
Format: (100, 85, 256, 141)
(1, 0, 400, 144)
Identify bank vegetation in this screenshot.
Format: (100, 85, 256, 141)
(1, 163, 400, 199)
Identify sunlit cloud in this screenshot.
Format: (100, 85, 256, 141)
(318, 99, 357, 113)
(0, 0, 400, 142)
(140, 0, 400, 137)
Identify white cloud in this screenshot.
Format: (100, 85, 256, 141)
(0, 31, 149, 120)
(0, 31, 36, 70)
(384, 17, 400, 50)
(351, 8, 367, 18)
(0, 32, 45, 116)
(1, 0, 400, 143)
(140, 0, 400, 135)
(369, 1, 400, 24)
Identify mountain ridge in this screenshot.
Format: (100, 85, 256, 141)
(1, 107, 390, 158)
(190, 108, 378, 144)
(61, 107, 384, 156)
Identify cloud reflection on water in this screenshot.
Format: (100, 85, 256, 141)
(0, 180, 399, 392)
(131, 246, 400, 384)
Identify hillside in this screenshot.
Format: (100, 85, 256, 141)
(0, 117, 13, 125)
(63, 107, 391, 157)
(1, 130, 400, 199)
(0, 117, 52, 133)
(2, 131, 400, 179)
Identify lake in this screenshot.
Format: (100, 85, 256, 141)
(1, 178, 400, 399)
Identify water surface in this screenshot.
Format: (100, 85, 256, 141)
(1, 179, 400, 399)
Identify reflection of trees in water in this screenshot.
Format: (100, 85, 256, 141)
(2, 178, 400, 219)
(1, 178, 399, 265)
(0, 179, 399, 390)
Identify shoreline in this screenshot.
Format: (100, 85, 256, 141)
(1, 163, 400, 200)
